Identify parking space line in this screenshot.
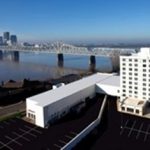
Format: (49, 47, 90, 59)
(65, 135, 73, 139)
(0, 141, 13, 150)
(136, 123, 144, 140)
(125, 127, 147, 134)
(120, 119, 129, 135)
(24, 125, 42, 134)
(144, 124, 150, 142)
(12, 132, 30, 142)
(0, 126, 38, 150)
(19, 128, 37, 138)
(59, 139, 67, 144)
(5, 136, 22, 146)
(54, 144, 62, 149)
(70, 131, 77, 136)
(128, 120, 136, 137)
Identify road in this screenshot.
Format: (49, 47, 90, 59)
(0, 101, 26, 118)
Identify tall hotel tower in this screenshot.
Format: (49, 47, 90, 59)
(119, 48, 150, 116)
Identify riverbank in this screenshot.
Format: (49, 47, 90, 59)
(0, 72, 92, 106)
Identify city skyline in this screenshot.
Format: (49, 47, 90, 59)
(0, 0, 150, 43)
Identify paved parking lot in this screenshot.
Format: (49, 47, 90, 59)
(0, 94, 104, 150)
(120, 115, 150, 142)
(0, 118, 44, 150)
(74, 98, 150, 150)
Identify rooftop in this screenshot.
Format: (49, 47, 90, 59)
(27, 73, 120, 107)
(122, 97, 146, 107)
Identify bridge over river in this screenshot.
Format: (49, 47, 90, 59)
(0, 42, 136, 70)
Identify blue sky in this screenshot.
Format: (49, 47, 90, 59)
(0, 0, 150, 43)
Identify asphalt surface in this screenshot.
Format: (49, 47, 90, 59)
(74, 97, 150, 150)
(0, 94, 104, 150)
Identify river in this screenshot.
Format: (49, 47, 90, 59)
(0, 50, 112, 82)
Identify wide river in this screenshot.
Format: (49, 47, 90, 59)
(0, 51, 112, 82)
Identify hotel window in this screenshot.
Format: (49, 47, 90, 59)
(143, 83, 146, 86)
(143, 78, 146, 81)
(135, 82, 138, 85)
(143, 74, 146, 77)
(129, 86, 132, 89)
(129, 77, 132, 80)
(134, 91, 138, 94)
(143, 88, 146, 91)
(121, 107, 125, 111)
(134, 68, 138, 71)
(143, 64, 146, 67)
(123, 72, 126, 75)
(143, 59, 146, 62)
(134, 78, 138, 80)
(136, 109, 139, 114)
(129, 68, 132, 71)
(134, 59, 138, 62)
(129, 73, 132, 75)
(123, 90, 126, 92)
(122, 59, 126, 61)
(129, 90, 132, 93)
(143, 92, 146, 95)
(129, 63, 132, 66)
(135, 64, 138, 67)
(122, 68, 126, 70)
(135, 87, 138, 90)
(143, 69, 146, 72)
(127, 108, 134, 113)
(123, 81, 126, 83)
(123, 85, 126, 88)
(129, 59, 132, 62)
(134, 73, 138, 76)
(129, 81, 132, 84)
(122, 63, 126, 66)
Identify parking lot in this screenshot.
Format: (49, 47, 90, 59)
(120, 115, 150, 142)
(0, 94, 104, 150)
(0, 118, 44, 150)
(75, 98, 150, 150)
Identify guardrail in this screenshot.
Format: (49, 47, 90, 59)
(61, 95, 108, 150)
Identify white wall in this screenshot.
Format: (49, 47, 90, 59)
(26, 98, 44, 128)
(43, 85, 95, 126)
(96, 84, 120, 97)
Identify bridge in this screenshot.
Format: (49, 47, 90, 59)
(0, 42, 136, 71)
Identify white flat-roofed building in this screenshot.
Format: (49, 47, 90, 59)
(26, 73, 120, 128)
(96, 75, 120, 97)
(119, 47, 150, 115)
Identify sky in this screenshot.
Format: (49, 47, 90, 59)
(0, 0, 150, 43)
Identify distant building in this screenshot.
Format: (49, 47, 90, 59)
(10, 35, 17, 45)
(3, 32, 10, 43)
(0, 36, 3, 45)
